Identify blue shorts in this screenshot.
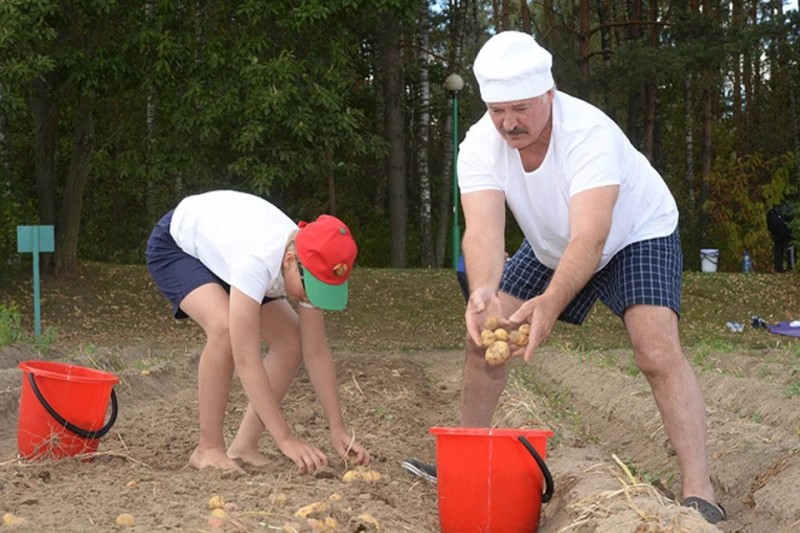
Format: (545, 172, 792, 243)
(500, 229, 683, 325)
(145, 210, 276, 319)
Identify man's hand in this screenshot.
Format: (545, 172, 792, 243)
(466, 287, 506, 347)
(508, 294, 558, 362)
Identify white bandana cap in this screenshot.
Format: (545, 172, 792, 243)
(473, 31, 554, 103)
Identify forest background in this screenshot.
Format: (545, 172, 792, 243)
(1, 0, 799, 282)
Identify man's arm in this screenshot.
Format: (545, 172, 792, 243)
(509, 184, 618, 360)
(544, 184, 618, 311)
(461, 189, 507, 344)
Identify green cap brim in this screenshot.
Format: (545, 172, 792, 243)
(303, 269, 349, 310)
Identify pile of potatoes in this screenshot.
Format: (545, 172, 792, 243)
(480, 316, 530, 366)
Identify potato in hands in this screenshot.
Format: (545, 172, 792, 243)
(481, 317, 530, 366)
(485, 340, 510, 365)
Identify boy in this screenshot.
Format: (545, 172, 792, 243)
(146, 189, 369, 473)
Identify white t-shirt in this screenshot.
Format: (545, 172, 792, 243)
(458, 91, 678, 271)
(169, 190, 297, 303)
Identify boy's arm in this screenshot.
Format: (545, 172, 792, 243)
(296, 304, 345, 431)
(229, 288, 327, 472)
(228, 288, 292, 439)
(297, 304, 369, 464)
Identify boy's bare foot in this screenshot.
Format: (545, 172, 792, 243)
(189, 446, 245, 473)
(227, 448, 272, 468)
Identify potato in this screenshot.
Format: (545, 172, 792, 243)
(360, 468, 382, 482)
(484, 316, 501, 331)
(294, 501, 329, 518)
(342, 469, 361, 482)
(3, 513, 27, 526)
(518, 323, 530, 335)
(342, 466, 382, 482)
(115, 513, 136, 527)
(509, 330, 528, 347)
(208, 494, 225, 510)
(485, 340, 510, 366)
(480, 329, 496, 348)
(352, 513, 382, 532)
(208, 516, 225, 529)
(493, 328, 509, 341)
(210, 508, 228, 520)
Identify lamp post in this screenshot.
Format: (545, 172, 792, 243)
(445, 73, 464, 269)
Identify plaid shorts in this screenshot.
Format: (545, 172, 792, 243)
(500, 228, 683, 325)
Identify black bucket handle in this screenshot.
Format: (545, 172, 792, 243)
(518, 435, 554, 504)
(27, 372, 118, 440)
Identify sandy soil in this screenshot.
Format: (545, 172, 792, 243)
(2, 334, 799, 532)
(0, 264, 798, 532)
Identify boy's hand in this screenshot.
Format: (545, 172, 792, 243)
(277, 435, 328, 474)
(330, 428, 370, 466)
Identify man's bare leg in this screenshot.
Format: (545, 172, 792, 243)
(625, 305, 717, 504)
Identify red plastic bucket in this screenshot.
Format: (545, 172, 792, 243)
(17, 361, 119, 459)
(430, 427, 554, 532)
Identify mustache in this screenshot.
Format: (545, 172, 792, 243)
(504, 126, 528, 135)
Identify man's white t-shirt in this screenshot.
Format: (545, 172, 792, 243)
(169, 190, 297, 303)
(458, 91, 678, 271)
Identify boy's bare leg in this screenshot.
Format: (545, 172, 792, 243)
(179, 284, 243, 472)
(227, 299, 302, 466)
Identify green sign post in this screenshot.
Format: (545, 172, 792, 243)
(17, 225, 55, 336)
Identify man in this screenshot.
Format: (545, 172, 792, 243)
(457, 31, 723, 523)
(767, 204, 795, 272)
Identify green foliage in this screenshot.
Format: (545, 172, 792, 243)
(0, 302, 22, 346)
(32, 326, 58, 352)
(704, 152, 796, 271)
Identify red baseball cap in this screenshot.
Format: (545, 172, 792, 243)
(295, 215, 358, 310)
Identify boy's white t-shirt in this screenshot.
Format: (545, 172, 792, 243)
(458, 91, 678, 271)
(169, 190, 297, 303)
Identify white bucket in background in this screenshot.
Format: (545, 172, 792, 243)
(700, 248, 719, 273)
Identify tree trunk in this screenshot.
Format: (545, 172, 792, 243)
(699, 75, 712, 246)
(382, 15, 407, 267)
(578, 0, 592, 91)
(684, 78, 695, 210)
(55, 99, 95, 276)
(519, 0, 531, 33)
(0, 84, 8, 190)
(417, 5, 433, 267)
(642, 0, 659, 161)
(29, 74, 60, 228)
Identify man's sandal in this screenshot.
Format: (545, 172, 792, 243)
(682, 496, 727, 524)
(401, 458, 437, 484)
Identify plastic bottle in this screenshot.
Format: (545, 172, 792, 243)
(742, 250, 753, 273)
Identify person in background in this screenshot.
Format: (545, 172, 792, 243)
(146, 189, 369, 474)
(767, 204, 795, 272)
(454, 31, 723, 524)
(456, 253, 470, 301)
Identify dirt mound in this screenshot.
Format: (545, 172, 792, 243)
(2, 336, 797, 531)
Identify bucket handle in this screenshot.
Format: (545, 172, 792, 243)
(518, 435, 555, 504)
(27, 372, 118, 440)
